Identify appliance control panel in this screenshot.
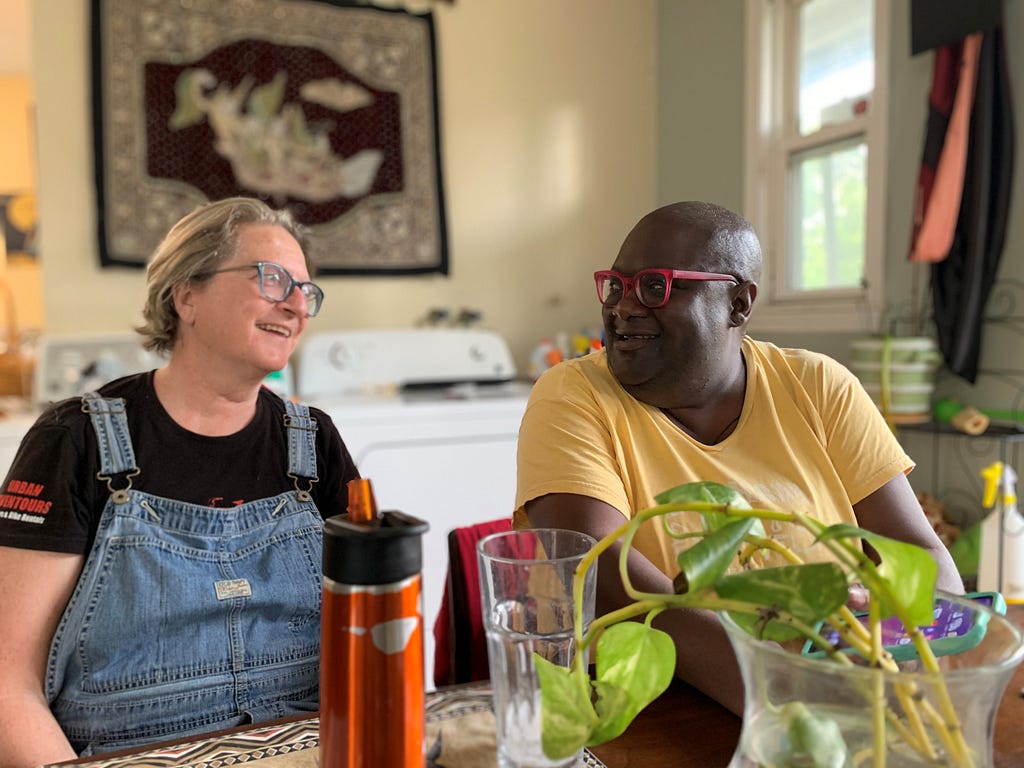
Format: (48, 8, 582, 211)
(33, 333, 165, 405)
(298, 329, 518, 398)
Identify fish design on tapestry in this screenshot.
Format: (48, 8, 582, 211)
(168, 68, 384, 204)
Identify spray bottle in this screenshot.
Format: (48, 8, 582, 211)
(320, 478, 430, 768)
(978, 461, 1024, 600)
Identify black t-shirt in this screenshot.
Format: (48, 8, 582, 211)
(0, 372, 359, 554)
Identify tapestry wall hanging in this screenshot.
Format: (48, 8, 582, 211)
(91, 0, 448, 275)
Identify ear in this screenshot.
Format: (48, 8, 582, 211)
(171, 280, 197, 327)
(729, 282, 757, 327)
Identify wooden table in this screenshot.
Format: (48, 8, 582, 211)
(592, 604, 1024, 767)
(54, 606, 1024, 767)
(590, 677, 740, 767)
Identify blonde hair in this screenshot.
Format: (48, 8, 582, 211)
(135, 197, 311, 354)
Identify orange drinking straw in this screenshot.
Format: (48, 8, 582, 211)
(346, 478, 378, 523)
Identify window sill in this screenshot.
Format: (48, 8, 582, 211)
(747, 298, 882, 335)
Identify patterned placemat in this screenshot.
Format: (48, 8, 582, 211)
(47, 719, 320, 768)
(425, 684, 604, 768)
(47, 686, 605, 768)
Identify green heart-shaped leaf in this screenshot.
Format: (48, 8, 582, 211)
(676, 518, 755, 594)
(715, 563, 848, 641)
(535, 655, 593, 760)
(589, 623, 675, 743)
(779, 701, 849, 767)
(656, 480, 752, 508)
(816, 523, 937, 626)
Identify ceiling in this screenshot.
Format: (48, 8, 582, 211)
(0, 0, 31, 74)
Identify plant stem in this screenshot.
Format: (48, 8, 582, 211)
(561, 493, 977, 766)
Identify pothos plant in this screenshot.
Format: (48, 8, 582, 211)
(534, 481, 981, 768)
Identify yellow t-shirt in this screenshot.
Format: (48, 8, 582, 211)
(514, 337, 913, 577)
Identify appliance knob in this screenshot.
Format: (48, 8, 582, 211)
(329, 343, 351, 370)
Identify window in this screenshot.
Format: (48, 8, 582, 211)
(744, 0, 888, 332)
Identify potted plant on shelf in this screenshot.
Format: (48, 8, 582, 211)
(535, 482, 1024, 768)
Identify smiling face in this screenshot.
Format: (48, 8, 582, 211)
(601, 203, 759, 408)
(173, 223, 311, 383)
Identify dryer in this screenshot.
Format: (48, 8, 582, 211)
(297, 328, 533, 689)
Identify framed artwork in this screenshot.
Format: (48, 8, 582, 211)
(91, 0, 448, 275)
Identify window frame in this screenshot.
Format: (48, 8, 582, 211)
(743, 0, 890, 333)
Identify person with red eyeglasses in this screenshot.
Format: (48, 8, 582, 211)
(513, 200, 962, 715)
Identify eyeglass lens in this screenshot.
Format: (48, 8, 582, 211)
(258, 263, 323, 317)
(599, 273, 670, 307)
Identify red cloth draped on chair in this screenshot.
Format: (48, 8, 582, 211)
(432, 518, 512, 687)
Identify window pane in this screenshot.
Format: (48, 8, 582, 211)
(786, 139, 866, 291)
(798, 0, 873, 134)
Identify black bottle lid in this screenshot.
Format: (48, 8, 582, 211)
(322, 510, 430, 585)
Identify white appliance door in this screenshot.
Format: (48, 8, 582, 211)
(326, 397, 527, 691)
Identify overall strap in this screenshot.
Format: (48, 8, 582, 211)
(81, 392, 139, 502)
(284, 399, 318, 501)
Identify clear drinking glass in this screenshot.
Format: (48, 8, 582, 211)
(477, 528, 597, 768)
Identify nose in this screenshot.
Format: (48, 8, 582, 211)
(281, 283, 311, 318)
(610, 279, 648, 316)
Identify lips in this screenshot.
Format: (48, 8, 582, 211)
(613, 325, 660, 341)
(611, 330, 659, 352)
(615, 333, 658, 341)
(257, 323, 292, 338)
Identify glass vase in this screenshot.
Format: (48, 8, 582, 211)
(722, 593, 1024, 768)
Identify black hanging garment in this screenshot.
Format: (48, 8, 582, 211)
(931, 28, 1014, 383)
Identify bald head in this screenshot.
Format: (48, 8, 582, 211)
(603, 200, 759, 409)
(636, 202, 762, 284)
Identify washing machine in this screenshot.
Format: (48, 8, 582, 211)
(297, 328, 533, 689)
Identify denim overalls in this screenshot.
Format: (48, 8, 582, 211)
(45, 394, 324, 755)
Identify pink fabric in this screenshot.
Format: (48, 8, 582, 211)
(910, 33, 982, 263)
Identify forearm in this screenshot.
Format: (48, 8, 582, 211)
(928, 542, 965, 595)
(0, 695, 76, 768)
(595, 544, 744, 715)
(852, 475, 966, 598)
(652, 606, 745, 715)
(0, 548, 84, 767)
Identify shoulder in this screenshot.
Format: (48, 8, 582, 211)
(744, 338, 877, 429)
(522, 352, 640, 439)
(22, 372, 151, 444)
(96, 370, 154, 397)
(71, 370, 156, 410)
(256, 388, 345, 450)
(256, 387, 336, 428)
(24, 372, 158, 464)
(531, 351, 620, 402)
(744, 337, 855, 388)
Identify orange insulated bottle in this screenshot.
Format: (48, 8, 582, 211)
(320, 479, 430, 768)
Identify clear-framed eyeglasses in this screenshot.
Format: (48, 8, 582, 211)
(593, 268, 738, 309)
(200, 261, 324, 317)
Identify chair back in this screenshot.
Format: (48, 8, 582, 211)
(432, 517, 512, 687)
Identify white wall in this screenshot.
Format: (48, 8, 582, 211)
(655, 0, 745, 211)
(31, 0, 657, 374)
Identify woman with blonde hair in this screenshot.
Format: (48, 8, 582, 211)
(0, 197, 359, 766)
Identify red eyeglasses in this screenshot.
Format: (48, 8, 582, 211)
(594, 268, 738, 309)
